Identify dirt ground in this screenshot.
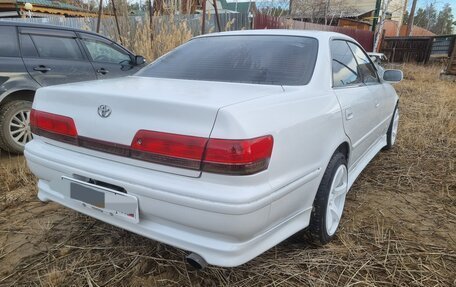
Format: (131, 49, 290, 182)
(0, 64, 455, 286)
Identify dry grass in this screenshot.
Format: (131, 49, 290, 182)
(0, 64, 455, 286)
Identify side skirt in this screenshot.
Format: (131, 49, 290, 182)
(347, 135, 387, 190)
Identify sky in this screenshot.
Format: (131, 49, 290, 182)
(410, 0, 456, 10)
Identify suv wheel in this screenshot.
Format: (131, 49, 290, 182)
(0, 100, 33, 154)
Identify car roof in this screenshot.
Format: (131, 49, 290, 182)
(195, 29, 355, 42)
(0, 20, 110, 40)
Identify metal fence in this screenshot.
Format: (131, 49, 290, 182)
(253, 14, 375, 52)
(381, 35, 456, 63)
(0, 13, 251, 40)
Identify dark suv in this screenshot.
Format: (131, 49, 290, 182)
(0, 21, 146, 153)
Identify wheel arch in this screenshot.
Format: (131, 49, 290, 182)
(334, 141, 350, 163)
(0, 89, 35, 107)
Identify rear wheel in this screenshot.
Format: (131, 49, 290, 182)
(309, 152, 348, 244)
(0, 100, 33, 154)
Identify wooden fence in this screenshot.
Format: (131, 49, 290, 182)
(253, 14, 374, 52)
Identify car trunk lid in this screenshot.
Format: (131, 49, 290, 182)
(32, 76, 284, 177)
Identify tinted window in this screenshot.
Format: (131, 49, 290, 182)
(0, 26, 19, 57)
(138, 36, 318, 85)
(347, 42, 378, 84)
(19, 34, 39, 58)
(82, 38, 131, 64)
(331, 40, 361, 87)
(31, 35, 83, 60)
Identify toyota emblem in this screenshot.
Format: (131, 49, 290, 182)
(98, 105, 112, 118)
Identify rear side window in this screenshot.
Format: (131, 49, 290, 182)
(331, 40, 361, 87)
(30, 35, 84, 60)
(0, 26, 19, 57)
(347, 42, 379, 84)
(138, 35, 318, 86)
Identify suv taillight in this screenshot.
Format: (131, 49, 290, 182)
(30, 109, 78, 144)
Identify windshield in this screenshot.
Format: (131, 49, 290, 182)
(137, 35, 318, 86)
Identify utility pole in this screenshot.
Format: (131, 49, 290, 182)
(201, 0, 206, 34)
(96, 0, 103, 33)
(372, 0, 382, 32)
(289, 0, 293, 16)
(213, 0, 221, 32)
(111, 0, 122, 45)
(406, 0, 417, 36)
(148, 0, 154, 41)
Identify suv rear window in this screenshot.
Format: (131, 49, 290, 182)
(137, 35, 318, 85)
(0, 26, 19, 57)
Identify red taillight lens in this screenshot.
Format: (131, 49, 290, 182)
(202, 136, 274, 175)
(30, 109, 274, 176)
(30, 109, 78, 144)
(130, 130, 208, 170)
(130, 130, 273, 175)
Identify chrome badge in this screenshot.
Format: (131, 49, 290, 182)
(97, 105, 112, 118)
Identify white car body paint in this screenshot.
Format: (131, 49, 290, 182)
(25, 30, 399, 267)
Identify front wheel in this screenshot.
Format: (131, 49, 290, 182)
(0, 100, 33, 154)
(309, 152, 348, 244)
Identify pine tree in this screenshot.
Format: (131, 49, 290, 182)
(433, 3, 454, 35)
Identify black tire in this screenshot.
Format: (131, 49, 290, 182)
(384, 104, 399, 150)
(0, 100, 33, 154)
(309, 152, 347, 244)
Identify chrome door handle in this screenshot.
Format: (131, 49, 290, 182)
(345, 109, 354, 120)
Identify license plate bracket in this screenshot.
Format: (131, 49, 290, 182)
(63, 176, 139, 223)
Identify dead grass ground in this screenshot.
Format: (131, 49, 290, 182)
(0, 64, 454, 286)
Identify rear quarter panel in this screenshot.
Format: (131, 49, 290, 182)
(0, 57, 40, 103)
(208, 86, 348, 227)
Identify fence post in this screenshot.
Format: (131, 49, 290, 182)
(201, 0, 206, 35)
(96, 0, 103, 33)
(111, 0, 122, 44)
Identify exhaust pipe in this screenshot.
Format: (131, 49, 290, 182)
(186, 253, 207, 270)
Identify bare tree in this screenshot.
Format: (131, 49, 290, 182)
(291, 0, 359, 24)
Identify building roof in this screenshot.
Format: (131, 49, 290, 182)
(16, 0, 83, 11)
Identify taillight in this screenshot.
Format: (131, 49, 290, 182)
(202, 136, 274, 175)
(131, 130, 208, 170)
(30, 109, 78, 144)
(130, 130, 273, 175)
(30, 109, 274, 175)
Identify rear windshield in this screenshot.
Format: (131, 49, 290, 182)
(137, 35, 318, 85)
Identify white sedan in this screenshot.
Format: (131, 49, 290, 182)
(25, 30, 402, 268)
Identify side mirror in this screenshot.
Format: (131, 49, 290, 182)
(383, 69, 403, 83)
(134, 55, 146, 66)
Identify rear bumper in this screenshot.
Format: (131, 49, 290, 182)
(25, 139, 319, 267)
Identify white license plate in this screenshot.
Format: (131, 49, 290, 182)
(62, 176, 139, 223)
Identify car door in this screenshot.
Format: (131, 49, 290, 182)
(0, 25, 36, 96)
(331, 39, 379, 168)
(346, 42, 388, 139)
(19, 27, 97, 87)
(79, 33, 140, 79)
